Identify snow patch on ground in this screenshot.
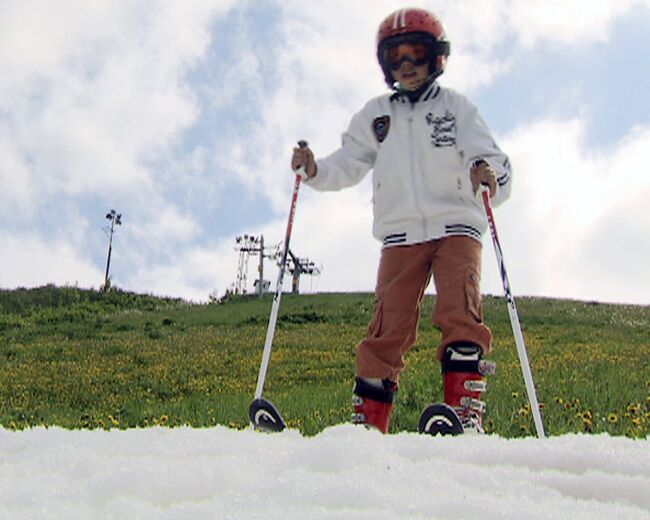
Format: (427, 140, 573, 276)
(1, 425, 648, 519)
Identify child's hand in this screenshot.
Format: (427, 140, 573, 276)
(291, 144, 317, 179)
(470, 160, 497, 198)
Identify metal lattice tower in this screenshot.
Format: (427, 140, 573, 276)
(233, 235, 320, 296)
(287, 249, 321, 294)
(234, 235, 260, 295)
(235, 249, 250, 294)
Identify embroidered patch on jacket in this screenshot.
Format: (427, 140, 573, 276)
(426, 110, 456, 147)
(372, 116, 391, 143)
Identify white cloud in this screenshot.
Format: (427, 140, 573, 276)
(0, 0, 238, 294)
(0, 0, 237, 209)
(506, 0, 646, 47)
(0, 135, 34, 221)
(438, 0, 648, 49)
(494, 120, 650, 304)
(126, 240, 239, 302)
(129, 204, 200, 246)
(1, 0, 649, 306)
(267, 186, 378, 293)
(436, 0, 649, 90)
(0, 235, 103, 289)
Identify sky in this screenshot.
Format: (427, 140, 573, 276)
(1, 425, 649, 518)
(1, 0, 650, 304)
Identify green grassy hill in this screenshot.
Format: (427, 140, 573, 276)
(1, 285, 648, 437)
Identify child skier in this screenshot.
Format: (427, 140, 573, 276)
(291, 8, 512, 434)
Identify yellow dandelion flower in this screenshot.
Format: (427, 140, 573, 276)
(607, 413, 619, 424)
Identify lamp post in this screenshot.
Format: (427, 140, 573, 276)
(103, 209, 122, 291)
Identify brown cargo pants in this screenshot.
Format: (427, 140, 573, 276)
(356, 236, 491, 383)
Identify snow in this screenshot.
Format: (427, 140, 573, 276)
(1, 425, 648, 519)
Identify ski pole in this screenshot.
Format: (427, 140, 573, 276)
(253, 140, 308, 401)
(480, 185, 546, 438)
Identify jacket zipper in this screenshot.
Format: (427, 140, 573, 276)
(407, 103, 427, 238)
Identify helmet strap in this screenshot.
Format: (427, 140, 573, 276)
(393, 70, 440, 102)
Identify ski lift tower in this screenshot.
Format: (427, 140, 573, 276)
(234, 235, 280, 297)
(234, 235, 261, 295)
(287, 249, 321, 294)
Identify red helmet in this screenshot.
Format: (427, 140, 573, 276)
(376, 8, 450, 88)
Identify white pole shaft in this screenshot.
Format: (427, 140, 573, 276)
(254, 266, 286, 399)
(253, 173, 302, 400)
(506, 299, 545, 437)
(482, 189, 545, 438)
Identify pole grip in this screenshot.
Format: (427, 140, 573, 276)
(294, 140, 309, 180)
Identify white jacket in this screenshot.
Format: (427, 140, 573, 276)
(306, 82, 512, 247)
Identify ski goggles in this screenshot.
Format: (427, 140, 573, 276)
(383, 41, 432, 70)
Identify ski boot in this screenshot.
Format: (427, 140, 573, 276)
(351, 377, 397, 434)
(442, 342, 496, 434)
